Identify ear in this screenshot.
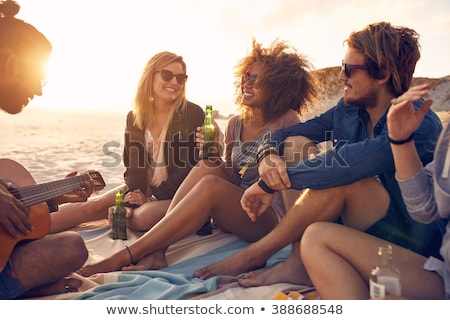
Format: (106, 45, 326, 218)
(377, 70, 391, 86)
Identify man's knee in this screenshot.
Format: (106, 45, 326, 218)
(283, 136, 319, 164)
(340, 178, 390, 229)
(58, 232, 88, 267)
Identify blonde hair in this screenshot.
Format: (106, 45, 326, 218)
(133, 51, 188, 130)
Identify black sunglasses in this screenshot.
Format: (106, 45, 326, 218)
(158, 69, 188, 85)
(341, 61, 368, 78)
(242, 72, 258, 85)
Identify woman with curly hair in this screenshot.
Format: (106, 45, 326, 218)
(79, 39, 319, 276)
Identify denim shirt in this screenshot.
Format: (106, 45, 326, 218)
(267, 97, 444, 256)
(270, 98, 441, 190)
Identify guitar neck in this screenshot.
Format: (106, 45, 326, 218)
(13, 174, 91, 207)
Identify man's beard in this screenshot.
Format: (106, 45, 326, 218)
(344, 87, 378, 110)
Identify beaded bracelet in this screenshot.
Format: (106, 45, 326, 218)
(256, 140, 273, 153)
(256, 146, 279, 164)
(388, 133, 414, 145)
(258, 179, 276, 194)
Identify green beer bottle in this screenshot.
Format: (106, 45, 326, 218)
(111, 189, 127, 240)
(199, 105, 215, 159)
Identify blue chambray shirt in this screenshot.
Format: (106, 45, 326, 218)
(267, 97, 445, 257)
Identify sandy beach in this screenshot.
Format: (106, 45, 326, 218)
(2, 107, 129, 193)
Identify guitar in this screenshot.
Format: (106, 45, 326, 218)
(0, 158, 105, 271)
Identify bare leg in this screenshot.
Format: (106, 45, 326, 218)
(78, 175, 279, 276)
(122, 250, 167, 271)
(239, 240, 312, 287)
(301, 222, 445, 299)
(193, 136, 318, 279)
(12, 231, 88, 297)
(127, 200, 171, 232)
(283, 136, 320, 164)
(194, 188, 324, 279)
(238, 178, 390, 287)
(168, 159, 227, 211)
(195, 178, 389, 281)
(50, 184, 127, 233)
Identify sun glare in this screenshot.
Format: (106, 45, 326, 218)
(20, 0, 450, 117)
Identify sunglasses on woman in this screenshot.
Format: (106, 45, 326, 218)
(341, 61, 368, 78)
(242, 72, 258, 86)
(157, 69, 188, 85)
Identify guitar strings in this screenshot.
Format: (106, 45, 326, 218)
(10, 173, 104, 207)
(17, 176, 89, 207)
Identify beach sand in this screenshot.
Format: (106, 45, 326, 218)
(2, 107, 128, 194)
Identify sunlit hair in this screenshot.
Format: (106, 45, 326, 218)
(133, 51, 188, 130)
(0, 0, 51, 63)
(234, 39, 318, 122)
(346, 21, 420, 96)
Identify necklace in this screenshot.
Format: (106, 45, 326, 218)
(145, 128, 153, 141)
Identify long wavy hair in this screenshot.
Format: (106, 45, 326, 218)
(133, 51, 188, 130)
(234, 39, 318, 123)
(346, 21, 420, 97)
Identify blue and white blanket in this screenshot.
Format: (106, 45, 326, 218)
(43, 222, 300, 300)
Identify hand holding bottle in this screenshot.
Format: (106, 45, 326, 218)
(107, 205, 132, 226)
(124, 189, 150, 206)
(195, 127, 206, 148)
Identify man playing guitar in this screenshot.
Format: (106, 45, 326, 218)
(0, 0, 96, 299)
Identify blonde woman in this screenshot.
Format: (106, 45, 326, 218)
(50, 52, 204, 232)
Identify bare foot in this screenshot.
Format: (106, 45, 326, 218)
(20, 276, 83, 298)
(122, 251, 167, 271)
(238, 256, 312, 288)
(78, 249, 130, 276)
(194, 249, 266, 280)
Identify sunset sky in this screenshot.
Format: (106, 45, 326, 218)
(17, 0, 450, 116)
